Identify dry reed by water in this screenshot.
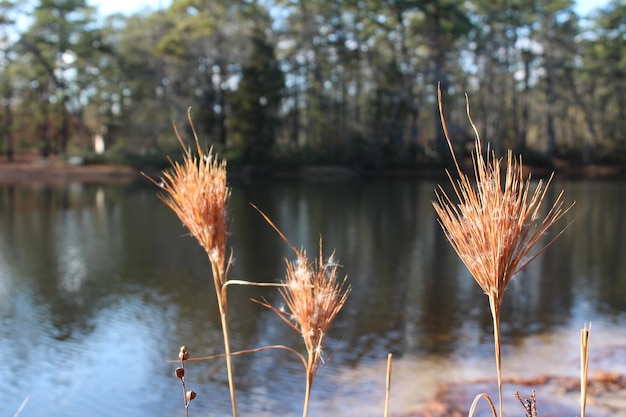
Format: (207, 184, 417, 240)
(433, 87, 574, 417)
(146, 109, 238, 417)
(149, 112, 350, 417)
(148, 96, 593, 417)
(253, 208, 351, 417)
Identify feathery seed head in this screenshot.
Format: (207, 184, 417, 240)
(156, 116, 232, 282)
(274, 240, 350, 372)
(283, 243, 350, 369)
(433, 93, 573, 307)
(432, 89, 574, 417)
(250, 206, 351, 376)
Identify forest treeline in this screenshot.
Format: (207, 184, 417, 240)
(0, 0, 624, 170)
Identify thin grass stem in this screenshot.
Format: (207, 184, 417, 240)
(13, 396, 29, 417)
(177, 345, 307, 369)
(303, 355, 315, 417)
(468, 393, 498, 417)
(213, 264, 238, 417)
(384, 353, 392, 417)
(581, 323, 591, 417)
(489, 296, 503, 417)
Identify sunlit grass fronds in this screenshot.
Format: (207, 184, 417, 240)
(154, 113, 231, 286)
(252, 205, 351, 417)
(432, 86, 573, 417)
(145, 109, 238, 417)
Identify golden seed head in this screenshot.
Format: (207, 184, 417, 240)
(250, 207, 351, 376)
(433, 93, 572, 307)
(279, 240, 350, 371)
(156, 117, 231, 284)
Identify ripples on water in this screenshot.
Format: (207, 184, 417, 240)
(0, 179, 625, 416)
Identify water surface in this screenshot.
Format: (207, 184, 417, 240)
(0, 178, 625, 416)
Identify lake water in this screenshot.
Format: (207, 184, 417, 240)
(1, 177, 625, 417)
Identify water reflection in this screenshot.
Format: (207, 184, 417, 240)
(0, 178, 624, 417)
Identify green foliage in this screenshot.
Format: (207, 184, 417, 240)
(230, 28, 285, 162)
(0, 0, 624, 171)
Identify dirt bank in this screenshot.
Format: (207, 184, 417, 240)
(410, 372, 626, 417)
(0, 156, 141, 184)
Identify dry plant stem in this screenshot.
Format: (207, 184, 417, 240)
(514, 390, 537, 417)
(468, 393, 498, 417)
(488, 297, 503, 417)
(303, 354, 315, 417)
(211, 262, 238, 417)
(180, 361, 190, 417)
(13, 396, 29, 417)
(177, 346, 192, 417)
(180, 344, 308, 369)
(580, 327, 590, 417)
(384, 353, 392, 417)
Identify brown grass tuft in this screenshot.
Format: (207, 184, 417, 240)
(154, 116, 231, 286)
(146, 110, 238, 417)
(432, 87, 573, 417)
(278, 240, 350, 369)
(253, 206, 350, 417)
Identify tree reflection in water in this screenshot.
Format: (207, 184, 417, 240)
(0, 178, 624, 417)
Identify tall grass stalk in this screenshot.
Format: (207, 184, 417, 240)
(384, 353, 392, 417)
(581, 323, 591, 417)
(253, 206, 350, 417)
(433, 86, 573, 417)
(147, 110, 238, 417)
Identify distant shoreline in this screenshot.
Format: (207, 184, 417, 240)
(0, 157, 140, 185)
(1, 155, 625, 185)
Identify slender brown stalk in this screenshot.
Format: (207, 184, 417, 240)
(384, 353, 392, 417)
(468, 393, 498, 417)
(253, 205, 350, 417)
(489, 297, 503, 417)
(178, 344, 308, 368)
(146, 110, 238, 417)
(581, 323, 591, 417)
(433, 86, 573, 417)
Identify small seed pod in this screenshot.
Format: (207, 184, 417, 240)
(186, 390, 196, 401)
(175, 367, 185, 379)
(179, 346, 189, 361)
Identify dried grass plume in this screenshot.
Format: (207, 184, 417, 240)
(154, 117, 231, 283)
(253, 207, 350, 417)
(145, 110, 238, 417)
(432, 87, 573, 417)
